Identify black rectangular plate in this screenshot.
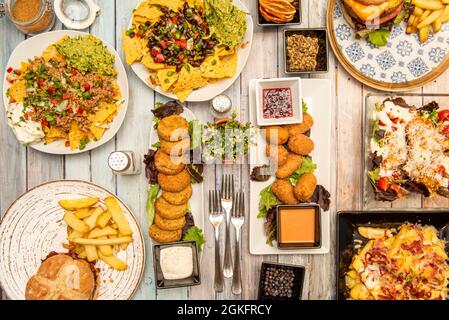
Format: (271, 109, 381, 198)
(336, 210, 449, 300)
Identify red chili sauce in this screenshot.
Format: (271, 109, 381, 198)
(262, 87, 293, 119)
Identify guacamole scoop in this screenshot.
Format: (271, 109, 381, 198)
(55, 35, 116, 77)
(205, 0, 247, 49)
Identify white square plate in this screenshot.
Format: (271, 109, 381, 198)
(255, 78, 302, 126)
(249, 78, 332, 255)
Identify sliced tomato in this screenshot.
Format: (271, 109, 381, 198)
(378, 177, 391, 191)
(365, 4, 403, 27)
(438, 110, 449, 122)
(154, 53, 165, 63)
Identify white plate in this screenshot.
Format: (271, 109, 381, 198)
(129, 0, 253, 102)
(0, 180, 145, 300)
(148, 108, 204, 246)
(2, 30, 129, 155)
(249, 79, 332, 255)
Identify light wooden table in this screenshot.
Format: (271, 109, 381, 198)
(1, 0, 448, 300)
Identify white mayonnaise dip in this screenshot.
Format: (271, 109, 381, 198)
(6, 102, 44, 145)
(160, 246, 193, 280)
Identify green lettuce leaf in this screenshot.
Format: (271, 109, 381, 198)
(368, 167, 380, 183)
(146, 184, 160, 225)
(258, 185, 281, 218)
(367, 29, 391, 47)
(302, 100, 308, 113)
(288, 157, 317, 185)
(189, 119, 202, 150)
(183, 226, 206, 252)
(151, 141, 161, 148)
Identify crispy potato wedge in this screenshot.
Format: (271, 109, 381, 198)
(85, 245, 98, 262)
(97, 211, 112, 228)
(72, 236, 133, 246)
(88, 226, 118, 238)
(98, 252, 128, 270)
(74, 208, 92, 219)
(84, 206, 104, 230)
(64, 212, 89, 233)
(104, 197, 132, 236)
(59, 197, 99, 210)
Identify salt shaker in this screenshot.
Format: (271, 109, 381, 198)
(210, 94, 232, 118)
(108, 151, 140, 175)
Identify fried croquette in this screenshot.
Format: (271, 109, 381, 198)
(286, 113, 314, 137)
(155, 149, 185, 175)
(294, 173, 317, 201)
(157, 115, 189, 142)
(266, 144, 288, 166)
(158, 169, 190, 192)
(154, 213, 186, 231)
(155, 196, 187, 219)
(264, 126, 289, 145)
(160, 137, 190, 156)
(161, 185, 192, 205)
(272, 179, 298, 205)
(287, 134, 314, 155)
(276, 153, 302, 179)
(150, 224, 182, 243)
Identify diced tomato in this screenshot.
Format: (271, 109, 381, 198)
(6, 67, 13, 73)
(391, 118, 399, 124)
(47, 87, 56, 95)
(378, 120, 385, 126)
(378, 177, 391, 191)
(392, 127, 398, 132)
(67, 108, 73, 113)
(51, 98, 59, 105)
(154, 53, 165, 63)
(40, 119, 49, 127)
(71, 70, 78, 76)
(82, 83, 90, 91)
(443, 126, 449, 135)
(6, 77, 14, 84)
(23, 112, 29, 120)
(160, 40, 168, 49)
(193, 15, 202, 24)
(438, 110, 449, 122)
(77, 108, 85, 114)
(62, 93, 70, 100)
(9, 98, 16, 103)
(438, 165, 446, 177)
(37, 78, 45, 87)
(151, 47, 161, 56)
(65, 141, 70, 147)
(136, 31, 142, 38)
(171, 17, 179, 24)
(176, 39, 187, 49)
(13, 69, 22, 75)
(178, 54, 185, 62)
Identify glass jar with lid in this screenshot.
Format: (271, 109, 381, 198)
(1, 0, 55, 35)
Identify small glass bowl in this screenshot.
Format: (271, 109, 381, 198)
(153, 241, 201, 289)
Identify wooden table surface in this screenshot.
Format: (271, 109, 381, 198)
(1, 0, 449, 300)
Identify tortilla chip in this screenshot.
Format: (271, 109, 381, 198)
(89, 124, 106, 141)
(8, 79, 26, 103)
(221, 53, 238, 78)
(44, 126, 67, 139)
(172, 65, 208, 92)
(91, 102, 118, 124)
(42, 45, 65, 63)
(201, 54, 225, 79)
(174, 89, 193, 102)
(133, 2, 164, 23)
(122, 32, 147, 64)
(147, 0, 184, 11)
(68, 122, 86, 150)
(187, 0, 204, 9)
(157, 68, 178, 92)
(141, 53, 165, 70)
(216, 46, 235, 57)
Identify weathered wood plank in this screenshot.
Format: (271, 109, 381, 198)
(115, 0, 157, 300)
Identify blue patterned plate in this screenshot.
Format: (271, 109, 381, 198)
(327, 0, 449, 91)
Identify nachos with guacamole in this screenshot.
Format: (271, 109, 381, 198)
(123, 0, 247, 102)
(5, 35, 122, 151)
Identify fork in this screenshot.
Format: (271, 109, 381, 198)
(231, 191, 244, 295)
(221, 174, 234, 278)
(209, 190, 224, 292)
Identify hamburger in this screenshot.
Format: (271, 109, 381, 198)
(25, 252, 99, 300)
(340, 0, 412, 45)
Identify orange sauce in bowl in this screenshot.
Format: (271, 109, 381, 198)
(278, 206, 320, 248)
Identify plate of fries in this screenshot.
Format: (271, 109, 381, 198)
(327, 0, 449, 91)
(0, 180, 145, 300)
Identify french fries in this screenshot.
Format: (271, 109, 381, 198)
(409, 0, 449, 42)
(60, 196, 133, 270)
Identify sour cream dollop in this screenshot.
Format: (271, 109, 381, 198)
(7, 103, 44, 144)
(160, 246, 193, 280)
